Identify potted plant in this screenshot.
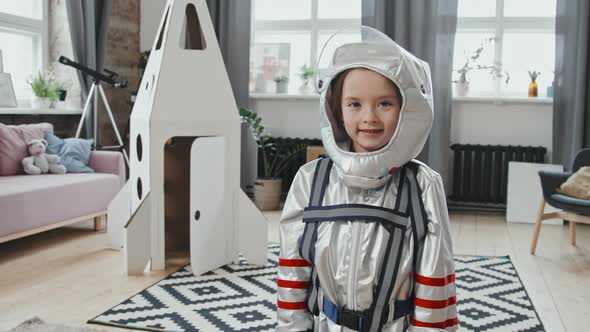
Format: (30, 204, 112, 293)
(453, 58, 476, 97)
(528, 70, 540, 97)
(273, 75, 289, 94)
(453, 38, 510, 96)
(298, 64, 315, 94)
(27, 71, 58, 108)
(239, 107, 305, 210)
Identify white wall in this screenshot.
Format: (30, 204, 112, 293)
(451, 99, 554, 161)
(251, 95, 554, 161)
(251, 96, 322, 139)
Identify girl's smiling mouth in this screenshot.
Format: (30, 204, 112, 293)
(359, 129, 384, 135)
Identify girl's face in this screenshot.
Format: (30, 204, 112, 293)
(340, 68, 402, 153)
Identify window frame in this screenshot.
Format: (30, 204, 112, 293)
(456, 0, 555, 98)
(250, 0, 361, 95)
(0, 2, 49, 103)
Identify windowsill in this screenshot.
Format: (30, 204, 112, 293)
(0, 107, 83, 115)
(250, 93, 553, 104)
(250, 93, 320, 100)
(452, 96, 553, 104)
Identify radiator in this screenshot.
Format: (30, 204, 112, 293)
(257, 137, 322, 196)
(449, 144, 547, 207)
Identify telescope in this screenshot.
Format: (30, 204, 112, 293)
(58, 55, 130, 166)
(59, 56, 128, 88)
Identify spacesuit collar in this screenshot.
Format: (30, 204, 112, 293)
(335, 166, 394, 189)
(330, 139, 396, 189)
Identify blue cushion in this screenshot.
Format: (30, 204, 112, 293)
(44, 132, 94, 173)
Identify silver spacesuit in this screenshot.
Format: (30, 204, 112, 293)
(277, 27, 458, 331)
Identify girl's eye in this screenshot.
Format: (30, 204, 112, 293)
(347, 102, 361, 108)
(379, 101, 393, 107)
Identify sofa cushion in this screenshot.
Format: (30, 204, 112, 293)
(45, 132, 95, 173)
(0, 173, 121, 238)
(0, 123, 54, 176)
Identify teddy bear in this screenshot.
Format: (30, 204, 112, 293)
(22, 139, 67, 175)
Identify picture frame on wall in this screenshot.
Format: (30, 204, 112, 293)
(0, 50, 17, 107)
(249, 42, 291, 93)
(0, 74, 17, 107)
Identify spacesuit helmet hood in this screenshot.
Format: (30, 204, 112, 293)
(315, 26, 434, 189)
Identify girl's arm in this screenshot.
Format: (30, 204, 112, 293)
(410, 174, 459, 331)
(277, 168, 314, 331)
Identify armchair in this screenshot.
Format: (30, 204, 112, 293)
(530, 148, 590, 254)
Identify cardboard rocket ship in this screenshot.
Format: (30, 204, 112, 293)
(107, 0, 268, 276)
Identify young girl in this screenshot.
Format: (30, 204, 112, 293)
(277, 27, 457, 332)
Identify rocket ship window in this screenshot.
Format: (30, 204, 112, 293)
(136, 134, 143, 162)
(137, 177, 143, 200)
(182, 4, 206, 50)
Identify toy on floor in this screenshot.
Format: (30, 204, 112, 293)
(22, 139, 66, 175)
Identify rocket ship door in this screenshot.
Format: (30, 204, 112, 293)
(190, 136, 231, 276)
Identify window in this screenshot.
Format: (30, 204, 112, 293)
(454, 0, 556, 98)
(0, 1, 48, 103)
(250, 0, 361, 94)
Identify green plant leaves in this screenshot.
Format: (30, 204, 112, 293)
(28, 71, 58, 100)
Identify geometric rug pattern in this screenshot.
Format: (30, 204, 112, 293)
(454, 256, 545, 332)
(89, 244, 544, 332)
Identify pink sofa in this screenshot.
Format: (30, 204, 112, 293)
(0, 123, 126, 243)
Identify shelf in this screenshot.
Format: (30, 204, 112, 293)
(452, 96, 553, 104)
(0, 107, 83, 115)
(250, 93, 320, 100)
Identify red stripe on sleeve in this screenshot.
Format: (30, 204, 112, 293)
(412, 317, 459, 329)
(277, 279, 309, 289)
(415, 273, 456, 286)
(279, 258, 311, 267)
(277, 300, 307, 310)
(415, 296, 457, 309)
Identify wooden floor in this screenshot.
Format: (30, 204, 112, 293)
(1, 211, 589, 331)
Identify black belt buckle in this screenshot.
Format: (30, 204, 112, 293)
(337, 307, 365, 331)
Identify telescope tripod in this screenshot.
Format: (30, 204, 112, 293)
(75, 80, 130, 167)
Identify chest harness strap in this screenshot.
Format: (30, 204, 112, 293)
(298, 157, 430, 332)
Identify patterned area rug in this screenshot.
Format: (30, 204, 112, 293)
(89, 244, 544, 332)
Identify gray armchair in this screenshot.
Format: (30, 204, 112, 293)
(531, 148, 590, 254)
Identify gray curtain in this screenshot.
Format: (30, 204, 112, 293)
(553, 0, 590, 169)
(66, 0, 112, 140)
(206, 0, 257, 190)
(362, 0, 458, 192)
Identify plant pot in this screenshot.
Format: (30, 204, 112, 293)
(30, 96, 52, 109)
(454, 81, 469, 97)
(56, 88, 67, 101)
(528, 80, 538, 97)
(275, 82, 288, 94)
(254, 178, 282, 210)
(546, 85, 554, 98)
